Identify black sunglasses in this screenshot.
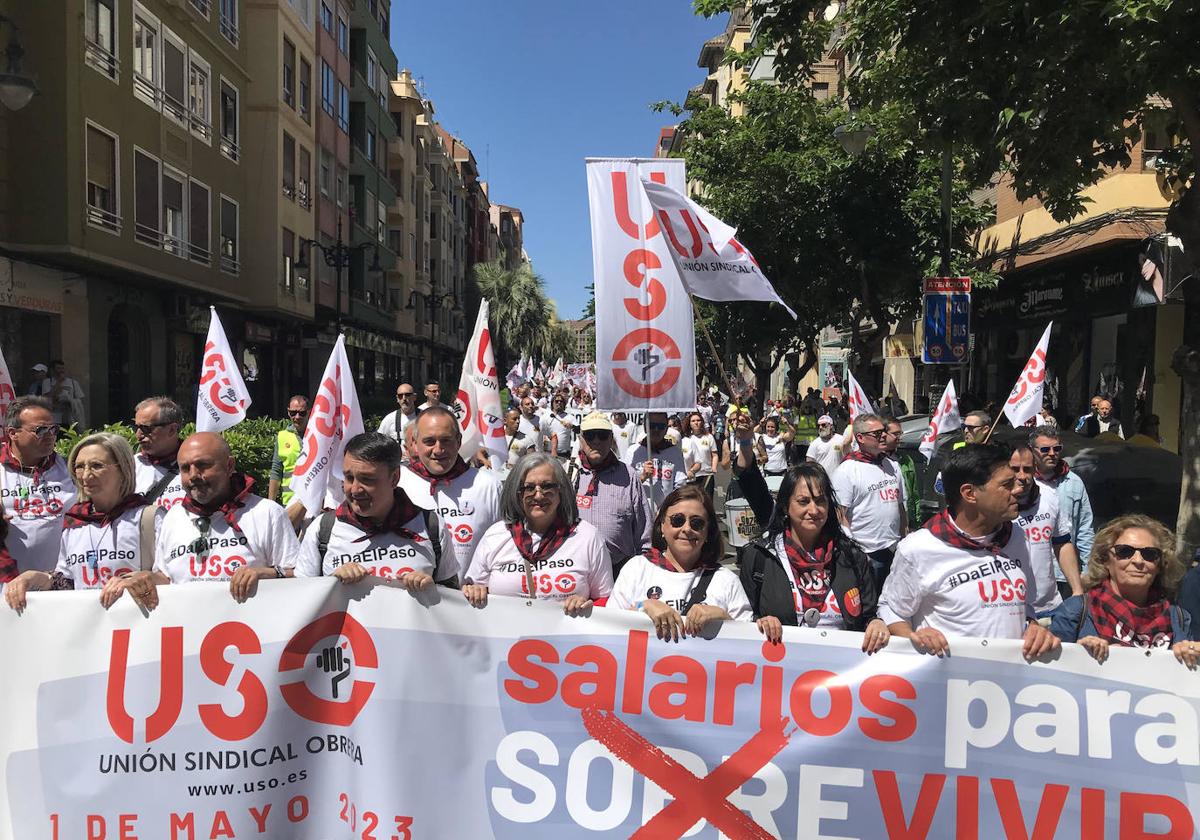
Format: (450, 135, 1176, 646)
(133, 421, 171, 435)
(287, 409, 308, 416)
(1111, 544, 1163, 563)
(667, 513, 707, 531)
(582, 430, 611, 443)
(1037, 445, 1063, 454)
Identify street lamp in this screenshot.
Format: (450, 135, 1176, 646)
(834, 122, 873, 157)
(0, 14, 37, 111)
(295, 217, 383, 333)
(408, 290, 457, 384)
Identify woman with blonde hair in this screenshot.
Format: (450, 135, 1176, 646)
(1050, 513, 1197, 667)
(5, 433, 153, 611)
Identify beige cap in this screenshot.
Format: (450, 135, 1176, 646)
(580, 412, 613, 433)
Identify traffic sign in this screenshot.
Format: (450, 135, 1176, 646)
(922, 277, 970, 364)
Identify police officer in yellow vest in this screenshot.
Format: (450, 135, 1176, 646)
(268, 395, 308, 513)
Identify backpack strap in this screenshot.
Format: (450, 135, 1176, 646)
(1075, 592, 1090, 640)
(138, 505, 157, 572)
(422, 508, 443, 574)
(316, 510, 336, 564)
(682, 567, 719, 615)
(143, 467, 178, 504)
(748, 544, 767, 618)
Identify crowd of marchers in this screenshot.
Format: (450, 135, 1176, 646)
(1, 381, 1198, 670)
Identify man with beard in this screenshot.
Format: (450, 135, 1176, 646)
(132, 396, 186, 510)
(1030, 425, 1093, 599)
(398, 407, 501, 579)
(622, 411, 687, 516)
(570, 412, 651, 575)
(805, 414, 843, 474)
(1010, 444, 1080, 617)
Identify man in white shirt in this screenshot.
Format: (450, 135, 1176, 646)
(879, 443, 1060, 658)
(611, 411, 638, 460)
(0, 396, 76, 573)
(31, 360, 85, 428)
(805, 413, 843, 475)
(1010, 444, 1079, 615)
(132, 396, 187, 510)
(399, 406, 502, 579)
(518, 396, 545, 453)
(831, 413, 907, 587)
(377, 383, 419, 447)
(622, 411, 687, 515)
(546, 393, 575, 463)
(418, 382, 442, 412)
(504, 409, 537, 470)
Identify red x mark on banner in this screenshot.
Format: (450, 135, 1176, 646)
(581, 707, 791, 840)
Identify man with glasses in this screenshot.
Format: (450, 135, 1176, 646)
(1031, 425, 1094, 599)
(133, 396, 186, 509)
(805, 413, 843, 474)
(832, 413, 908, 587)
(956, 411, 992, 447)
(418, 382, 442, 411)
(377, 383, 419, 448)
(622, 411, 687, 516)
(0, 396, 75, 573)
(268, 395, 308, 519)
(570, 412, 651, 574)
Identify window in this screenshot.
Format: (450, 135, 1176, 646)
(395, 112, 403, 140)
(282, 38, 295, 107)
(190, 0, 210, 19)
(366, 48, 377, 95)
(365, 118, 376, 162)
(219, 0, 238, 44)
(162, 167, 186, 256)
(287, 0, 312, 27)
(219, 79, 239, 161)
(298, 146, 311, 209)
(85, 123, 119, 232)
(132, 6, 159, 106)
(321, 60, 334, 115)
(134, 150, 160, 246)
(220, 196, 239, 273)
(189, 180, 210, 263)
(162, 28, 187, 124)
(188, 54, 211, 142)
(377, 199, 386, 244)
(282, 132, 296, 199)
(377, 63, 387, 108)
(380, 2, 389, 38)
(85, 0, 118, 79)
(337, 14, 349, 54)
(320, 1, 333, 31)
(365, 189, 376, 236)
(389, 224, 403, 258)
(299, 57, 311, 122)
(336, 165, 348, 207)
(337, 82, 349, 132)
(811, 82, 830, 101)
(282, 228, 295, 293)
(319, 148, 332, 196)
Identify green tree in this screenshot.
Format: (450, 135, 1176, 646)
(582, 283, 596, 319)
(698, 0, 1200, 557)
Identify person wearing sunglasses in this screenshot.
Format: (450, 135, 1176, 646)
(622, 411, 687, 517)
(1009, 444, 1080, 618)
(1050, 514, 1197, 667)
(955, 410, 992, 447)
(5, 433, 154, 611)
(463, 452, 612, 614)
(376, 383, 419, 449)
(831, 413, 908, 588)
(546, 393, 575, 465)
(1030, 425, 1094, 600)
(132, 396, 186, 510)
(0, 396, 76, 574)
(267, 395, 309, 523)
(569, 412, 650, 576)
(610, 484, 751, 640)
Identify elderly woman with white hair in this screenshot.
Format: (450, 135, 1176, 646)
(5, 432, 153, 610)
(463, 452, 613, 614)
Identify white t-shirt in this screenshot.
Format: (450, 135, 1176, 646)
(293, 508, 452, 580)
(399, 465, 502, 579)
(879, 523, 1034, 640)
(806, 434, 843, 475)
(770, 534, 842, 626)
(377, 410, 418, 445)
(465, 519, 614, 602)
(682, 434, 717, 476)
(506, 431, 539, 469)
(622, 442, 687, 514)
(612, 421, 639, 460)
(134, 453, 186, 511)
(0, 456, 77, 573)
(518, 415, 545, 452)
(698, 404, 714, 429)
(758, 433, 788, 473)
(154, 494, 300, 583)
(547, 411, 574, 456)
(56, 505, 150, 588)
(609, 554, 752, 620)
(831, 457, 906, 552)
(665, 427, 682, 446)
(1017, 484, 1071, 613)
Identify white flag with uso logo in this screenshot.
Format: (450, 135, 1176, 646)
(454, 301, 507, 469)
(1003, 322, 1052, 428)
(0, 345, 16, 424)
(919, 379, 962, 462)
(195, 307, 251, 432)
(845, 369, 875, 421)
(291, 334, 363, 514)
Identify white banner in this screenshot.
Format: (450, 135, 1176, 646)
(587, 158, 696, 411)
(919, 379, 962, 461)
(1, 583, 1198, 838)
(195, 307, 251, 432)
(1003, 322, 1052, 428)
(845, 369, 874, 421)
(639, 180, 796, 319)
(454, 301, 507, 468)
(291, 335, 363, 513)
(0, 344, 15, 422)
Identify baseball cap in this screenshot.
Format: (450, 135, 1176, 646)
(818, 414, 833, 425)
(580, 412, 613, 433)
(31, 363, 47, 373)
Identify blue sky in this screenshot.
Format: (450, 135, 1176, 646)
(393, 1, 728, 321)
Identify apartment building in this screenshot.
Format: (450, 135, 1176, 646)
(386, 69, 424, 384)
(490, 204, 524, 272)
(313, 0, 352, 328)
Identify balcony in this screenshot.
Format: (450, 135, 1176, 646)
(220, 13, 239, 46)
(190, 0, 211, 17)
(84, 42, 119, 80)
(219, 133, 240, 163)
(85, 203, 122, 235)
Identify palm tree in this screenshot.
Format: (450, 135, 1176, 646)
(474, 260, 564, 372)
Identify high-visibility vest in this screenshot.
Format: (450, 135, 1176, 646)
(277, 429, 302, 505)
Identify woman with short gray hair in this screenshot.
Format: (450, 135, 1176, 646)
(463, 452, 612, 614)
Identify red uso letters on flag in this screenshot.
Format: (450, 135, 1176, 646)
(195, 307, 251, 433)
(1003, 322, 1053, 428)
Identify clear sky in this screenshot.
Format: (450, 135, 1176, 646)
(392, 1, 728, 321)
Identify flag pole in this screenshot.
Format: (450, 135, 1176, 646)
(690, 297, 739, 400)
(982, 413, 1005, 444)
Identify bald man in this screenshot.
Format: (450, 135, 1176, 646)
(116, 432, 300, 608)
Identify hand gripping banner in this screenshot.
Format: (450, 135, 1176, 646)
(1, 582, 1197, 838)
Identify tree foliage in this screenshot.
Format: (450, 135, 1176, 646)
(473, 261, 576, 372)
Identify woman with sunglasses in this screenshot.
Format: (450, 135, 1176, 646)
(1050, 514, 1198, 666)
(464, 452, 613, 614)
(5, 433, 153, 611)
(610, 484, 751, 640)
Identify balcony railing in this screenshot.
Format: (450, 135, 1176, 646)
(190, 0, 211, 17)
(219, 14, 239, 45)
(282, 181, 295, 201)
(220, 246, 240, 274)
(163, 90, 188, 125)
(188, 241, 211, 265)
(85, 204, 122, 234)
(133, 73, 160, 107)
(84, 42, 119, 79)
(190, 114, 211, 143)
(220, 133, 240, 162)
(135, 222, 163, 248)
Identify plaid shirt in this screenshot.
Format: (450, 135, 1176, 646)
(569, 460, 652, 568)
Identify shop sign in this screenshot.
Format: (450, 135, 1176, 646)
(0, 261, 63, 315)
(975, 247, 1137, 326)
(245, 321, 275, 343)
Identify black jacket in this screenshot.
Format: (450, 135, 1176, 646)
(733, 458, 879, 630)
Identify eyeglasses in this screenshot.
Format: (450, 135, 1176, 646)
(1111, 544, 1163, 563)
(858, 429, 887, 440)
(1037, 445, 1063, 454)
(73, 460, 114, 476)
(667, 513, 708, 531)
(520, 482, 559, 497)
(962, 423, 987, 431)
(582, 431, 611, 443)
(396, 392, 415, 399)
(17, 424, 58, 438)
(133, 422, 171, 436)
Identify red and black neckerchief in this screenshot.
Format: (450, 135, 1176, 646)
(1086, 577, 1174, 648)
(139, 443, 180, 469)
(0, 444, 59, 487)
(407, 456, 470, 493)
(336, 488, 426, 543)
(844, 450, 884, 465)
(1050, 460, 1070, 481)
(509, 516, 573, 566)
(63, 493, 147, 530)
(0, 544, 16, 584)
(577, 450, 619, 496)
(924, 508, 1012, 556)
(181, 472, 255, 533)
(782, 532, 836, 612)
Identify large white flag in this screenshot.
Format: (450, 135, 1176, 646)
(454, 301, 507, 468)
(639, 179, 796, 319)
(845, 369, 875, 421)
(1003, 322, 1052, 428)
(291, 335, 363, 514)
(549, 357, 565, 388)
(196, 307, 251, 432)
(0, 345, 15, 424)
(505, 357, 525, 392)
(919, 379, 962, 462)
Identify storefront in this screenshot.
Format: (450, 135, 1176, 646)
(0, 258, 61, 393)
